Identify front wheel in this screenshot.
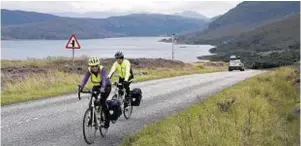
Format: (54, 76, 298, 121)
(99, 107, 108, 137)
(123, 98, 133, 119)
(83, 108, 97, 144)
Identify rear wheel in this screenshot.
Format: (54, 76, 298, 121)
(83, 108, 97, 144)
(123, 98, 133, 119)
(112, 94, 118, 100)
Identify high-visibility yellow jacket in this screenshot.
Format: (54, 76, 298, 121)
(108, 59, 132, 81)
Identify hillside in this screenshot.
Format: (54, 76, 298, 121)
(1, 10, 207, 40)
(212, 14, 300, 53)
(1, 9, 59, 25)
(209, 1, 300, 30)
(198, 14, 300, 69)
(209, 15, 221, 22)
(54, 11, 209, 20)
(53, 11, 131, 19)
(178, 1, 300, 44)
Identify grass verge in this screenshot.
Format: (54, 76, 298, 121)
(1, 71, 81, 105)
(122, 67, 300, 146)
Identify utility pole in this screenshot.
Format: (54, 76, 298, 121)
(171, 34, 175, 60)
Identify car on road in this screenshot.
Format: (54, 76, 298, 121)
(229, 55, 245, 71)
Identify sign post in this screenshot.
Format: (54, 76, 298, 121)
(171, 34, 175, 60)
(65, 34, 81, 73)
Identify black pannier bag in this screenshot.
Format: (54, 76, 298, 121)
(131, 88, 142, 106)
(106, 99, 122, 121)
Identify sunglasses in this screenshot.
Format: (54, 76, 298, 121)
(90, 65, 98, 68)
(115, 56, 123, 59)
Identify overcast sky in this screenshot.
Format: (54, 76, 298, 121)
(1, 1, 242, 18)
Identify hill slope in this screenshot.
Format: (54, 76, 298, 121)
(1, 9, 59, 25)
(1, 10, 207, 40)
(179, 1, 300, 44)
(53, 11, 131, 19)
(213, 14, 300, 53)
(199, 13, 300, 69)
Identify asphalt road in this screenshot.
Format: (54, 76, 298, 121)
(1, 70, 264, 146)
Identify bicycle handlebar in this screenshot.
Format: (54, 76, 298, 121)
(113, 79, 134, 86)
(77, 85, 92, 100)
(113, 82, 123, 86)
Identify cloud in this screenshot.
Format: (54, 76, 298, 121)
(1, 1, 241, 17)
(2, 1, 74, 13)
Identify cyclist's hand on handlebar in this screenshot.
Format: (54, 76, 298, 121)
(77, 85, 82, 100)
(78, 85, 83, 92)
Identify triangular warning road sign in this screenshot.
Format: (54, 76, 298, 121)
(65, 34, 81, 49)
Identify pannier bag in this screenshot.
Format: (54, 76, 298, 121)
(106, 99, 122, 121)
(131, 88, 142, 106)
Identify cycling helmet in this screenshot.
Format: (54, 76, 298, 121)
(115, 51, 124, 59)
(88, 56, 100, 66)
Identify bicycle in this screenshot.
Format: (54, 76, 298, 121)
(77, 85, 108, 144)
(111, 81, 133, 120)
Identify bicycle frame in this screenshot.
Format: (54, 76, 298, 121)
(78, 86, 101, 128)
(112, 82, 126, 101)
(78, 85, 110, 142)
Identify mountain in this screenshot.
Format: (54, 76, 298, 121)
(1, 9, 59, 25)
(213, 14, 300, 53)
(209, 1, 300, 29)
(173, 11, 209, 21)
(1, 10, 207, 40)
(179, 1, 300, 44)
(53, 11, 131, 19)
(209, 15, 221, 22)
(56, 11, 210, 21)
(199, 13, 300, 69)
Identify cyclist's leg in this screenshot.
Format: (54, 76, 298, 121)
(100, 84, 112, 128)
(118, 77, 124, 86)
(89, 86, 100, 125)
(118, 77, 125, 95)
(124, 76, 133, 106)
(126, 76, 134, 97)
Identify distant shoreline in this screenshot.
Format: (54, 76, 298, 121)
(1, 36, 170, 41)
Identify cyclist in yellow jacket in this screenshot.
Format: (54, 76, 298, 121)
(108, 51, 134, 106)
(79, 56, 111, 129)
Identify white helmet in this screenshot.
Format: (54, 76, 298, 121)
(88, 56, 100, 66)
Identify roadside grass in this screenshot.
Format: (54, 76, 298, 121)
(122, 67, 300, 146)
(1, 56, 72, 68)
(1, 61, 227, 105)
(1, 70, 81, 105)
(133, 66, 217, 83)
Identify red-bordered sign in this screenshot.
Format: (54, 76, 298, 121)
(65, 34, 81, 49)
